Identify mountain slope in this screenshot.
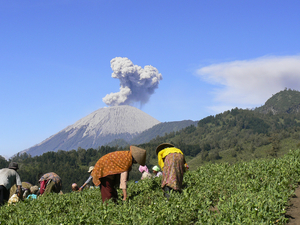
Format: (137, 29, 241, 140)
(255, 89, 300, 114)
(21, 105, 160, 156)
(130, 120, 198, 145)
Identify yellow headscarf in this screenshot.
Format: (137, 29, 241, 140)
(157, 147, 183, 170)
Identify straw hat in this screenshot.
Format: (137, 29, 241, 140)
(130, 146, 146, 166)
(155, 143, 175, 155)
(30, 185, 39, 195)
(88, 166, 94, 173)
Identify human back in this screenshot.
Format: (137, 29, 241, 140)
(0, 168, 22, 190)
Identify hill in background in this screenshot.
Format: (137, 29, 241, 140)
(19, 105, 161, 157)
(256, 88, 300, 114)
(4, 89, 300, 193)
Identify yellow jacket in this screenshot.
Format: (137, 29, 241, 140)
(157, 147, 183, 170)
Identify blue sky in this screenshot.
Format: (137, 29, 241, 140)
(1, 1, 300, 158)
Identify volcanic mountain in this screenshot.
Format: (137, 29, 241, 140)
(21, 105, 161, 157)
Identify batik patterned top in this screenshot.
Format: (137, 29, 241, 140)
(39, 172, 62, 189)
(91, 150, 132, 186)
(161, 153, 185, 191)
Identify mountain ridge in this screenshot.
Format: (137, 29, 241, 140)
(255, 89, 300, 114)
(20, 105, 161, 157)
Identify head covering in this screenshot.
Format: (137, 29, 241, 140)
(88, 166, 94, 173)
(91, 150, 133, 186)
(30, 185, 39, 195)
(155, 143, 175, 155)
(141, 172, 152, 180)
(152, 165, 160, 172)
(8, 162, 19, 170)
(131, 146, 146, 166)
(72, 183, 78, 191)
(139, 165, 149, 173)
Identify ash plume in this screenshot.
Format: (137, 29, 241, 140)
(103, 57, 162, 106)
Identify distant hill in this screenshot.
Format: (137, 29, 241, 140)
(15, 89, 300, 167)
(6, 89, 300, 194)
(130, 120, 198, 145)
(141, 89, 300, 170)
(93, 121, 199, 148)
(255, 89, 300, 114)
(18, 105, 198, 157)
(20, 105, 161, 157)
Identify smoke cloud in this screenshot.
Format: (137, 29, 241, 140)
(103, 57, 162, 106)
(196, 55, 300, 112)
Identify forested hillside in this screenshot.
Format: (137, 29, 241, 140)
(256, 88, 300, 114)
(130, 120, 198, 145)
(2, 89, 300, 194)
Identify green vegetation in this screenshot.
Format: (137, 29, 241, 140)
(256, 88, 300, 114)
(1, 89, 300, 223)
(2, 89, 300, 193)
(1, 149, 300, 224)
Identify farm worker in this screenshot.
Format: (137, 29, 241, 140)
(91, 146, 146, 202)
(27, 185, 39, 200)
(139, 165, 152, 180)
(0, 162, 22, 206)
(184, 163, 190, 171)
(38, 172, 62, 195)
(155, 143, 186, 199)
(79, 166, 94, 191)
(10, 181, 33, 199)
(152, 165, 162, 177)
(72, 183, 79, 192)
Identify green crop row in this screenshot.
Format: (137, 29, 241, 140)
(1, 149, 300, 224)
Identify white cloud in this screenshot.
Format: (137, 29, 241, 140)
(197, 55, 300, 112)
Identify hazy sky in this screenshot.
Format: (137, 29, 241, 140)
(1, 1, 300, 158)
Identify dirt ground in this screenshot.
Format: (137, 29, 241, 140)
(286, 185, 300, 224)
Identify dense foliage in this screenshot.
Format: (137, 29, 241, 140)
(5, 146, 122, 193)
(144, 104, 300, 169)
(130, 120, 198, 145)
(1, 149, 300, 224)
(256, 89, 300, 114)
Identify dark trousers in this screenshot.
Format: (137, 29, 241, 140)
(100, 177, 118, 203)
(163, 186, 172, 199)
(0, 185, 9, 206)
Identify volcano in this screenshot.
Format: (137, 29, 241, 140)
(20, 105, 160, 157)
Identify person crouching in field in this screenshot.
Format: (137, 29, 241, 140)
(27, 185, 39, 200)
(139, 165, 152, 180)
(152, 165, 162, 178)
(91, 146, 146, 202)
(38, 172, 62, 195)
(9, 181, 32, 200)
(72, 183, 79, 192)
(155, 143, 186, 199)
(0, 162, 22, 206)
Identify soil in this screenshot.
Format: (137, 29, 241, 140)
(286, 185, 300, 224)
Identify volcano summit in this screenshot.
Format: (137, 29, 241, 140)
(20, 105, 160, 157)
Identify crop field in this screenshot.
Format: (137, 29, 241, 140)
(1, 149, 300, 224)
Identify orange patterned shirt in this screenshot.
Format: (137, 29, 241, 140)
(91, 150, 132, 186)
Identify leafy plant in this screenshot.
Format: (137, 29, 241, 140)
(2, 149, 300, 224)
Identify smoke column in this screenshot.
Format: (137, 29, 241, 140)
(103, 57, 163, 106)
